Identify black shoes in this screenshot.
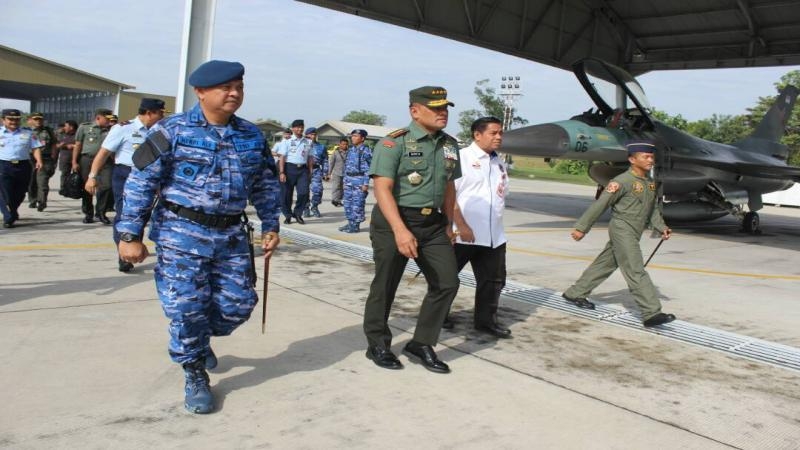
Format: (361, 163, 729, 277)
(441, 316, 455, 330)
(366, 346, 403, 370)
(293, 214, 305, 225)
(96, 214, 111, 225)
(2, 222, 14, 228)
(331, 200, 342, 207)
(118, 259, 134, 273)
(29, 201, 37, 209)
(37, 202, 46, 212)
(562, 293, 596, 310)
(283, 216, 292, 224)
(643, 313, 676, 327)
(475, 322, 512, 339)
(402, 341, 450, 374)
(82, 215, 94, 224)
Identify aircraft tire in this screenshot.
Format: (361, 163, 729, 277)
(742, 212, 760, 234)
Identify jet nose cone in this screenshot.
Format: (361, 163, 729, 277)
(502, 124, 570, 157)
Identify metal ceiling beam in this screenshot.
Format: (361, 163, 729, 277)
(476, 0, 503, 37)
(411, 0, 425, 24)
(519, 0, 558, 50)
(462, 0, 476, 36)
(556, 12, 595, 61)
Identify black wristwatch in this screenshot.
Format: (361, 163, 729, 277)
(119, 232, 141, 243)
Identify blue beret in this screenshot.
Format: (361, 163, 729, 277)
(350, 129, 367, 137)
(139, 98, 165, 111)
(188, 60, 245, 88)
(304, 127, 317, 135)
(627, 140, 656, 155)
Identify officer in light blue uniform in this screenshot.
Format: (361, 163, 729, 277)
(303, 127, 329, 218)
(117, 60, 281, 414)
(340, 129, 371, 233)
(275, 119, 312, 224)
(0, 109, 43, 228)
(85, 98, 166, 272)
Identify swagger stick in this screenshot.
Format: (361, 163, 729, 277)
(261, 255, 271, 334)
(644, 238, 665, 268)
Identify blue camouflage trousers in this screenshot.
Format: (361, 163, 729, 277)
(343, 177, 368, 224)
(154, 236, 257, 365)
(310, 167, 324, 207)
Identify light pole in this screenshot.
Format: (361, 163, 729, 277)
(499, 75, 522, 131)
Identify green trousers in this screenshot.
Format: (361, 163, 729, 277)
(363, 207, 460, 348)
(565, 224, 662, 320)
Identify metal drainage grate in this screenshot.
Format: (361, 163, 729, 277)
(281, 227, 800, 372)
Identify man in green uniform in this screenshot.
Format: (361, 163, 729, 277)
(363, 86, 461, 374)
(71, 109, 113, 224)
(562, 140, 676, 327)
(26, 112, 57, 211)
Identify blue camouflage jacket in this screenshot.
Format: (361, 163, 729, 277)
(117, 103, 280, 256)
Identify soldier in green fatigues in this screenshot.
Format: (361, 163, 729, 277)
(26, 112, 57, 211)
(71, 109, 113, 224)
(363, 86, 461, 374)
(562, 140, 676, 327)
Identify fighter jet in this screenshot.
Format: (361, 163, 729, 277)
(502, 58, 800, 234)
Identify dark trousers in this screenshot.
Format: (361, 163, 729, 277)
(111, 164, 131, 245)
(453, 243, 507, 325)
(79, 154, 112, 217)
(281, 163, 309, 218)
(363, 207, 460, 348)
(58, 151, 72, 193)
(0, 159, 32, 224)
(28, 159, 56, 206)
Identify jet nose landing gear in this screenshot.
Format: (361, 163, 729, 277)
(742, 211, 761, 235)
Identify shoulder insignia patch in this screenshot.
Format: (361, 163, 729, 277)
(605, 181, 620, 193)
(648, 182, 656, 191)
(381, 140, 396, 148)
(387, 128, 409, 138)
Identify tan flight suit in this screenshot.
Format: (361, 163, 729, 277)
(564, 169, 667, 320)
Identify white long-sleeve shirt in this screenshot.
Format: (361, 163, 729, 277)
(454, 142, 508, 248)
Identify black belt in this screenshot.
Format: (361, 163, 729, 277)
(287, 163, 306, 168)
(0, 159, 25, 164)
(161, 200, 242, 228)
(399, 206, 440, 216)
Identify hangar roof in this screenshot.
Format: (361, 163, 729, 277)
(298, 0, 800, 75)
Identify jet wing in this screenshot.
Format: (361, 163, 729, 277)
(669, 153, 800, 182)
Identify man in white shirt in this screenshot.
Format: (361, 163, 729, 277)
(448, 116, 512, 338)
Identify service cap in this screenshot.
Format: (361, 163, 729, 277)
(409, 86, 454, 108)
(108, 114, 119, 121)
(29, 112, 44, 119)
(95, 108, 113, 118)
(2, 109, 22, 119)
(139, 98, 166, 111)
(188, 60, 245, 88)
(626, 140, 657, 155)
(291, 119, 304, 128)
(350, 129, 368, 138)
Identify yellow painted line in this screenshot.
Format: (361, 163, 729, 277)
(510, 247, 800, 281)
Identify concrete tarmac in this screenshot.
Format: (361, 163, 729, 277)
(1, 178, 798, 449)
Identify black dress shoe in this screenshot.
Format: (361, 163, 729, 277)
(2, 222, 14, 228)
(82, 215, 94, 224)
(402, 341, 450, 374)
(562, 293, 596, 310)
(366, 347, 403, 370)
(96, 214, 111, 225)
(29, 201, 37, 209)
(283, 216, 292, 224)
(475, 322, 512, 339)
(293, 214, 305, 225)
(441, 316, 455, 330)
(118, 259, 134, 273)
(37, 202, 46, 212)
(643, 312, 676, 327)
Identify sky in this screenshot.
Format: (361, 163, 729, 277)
(3, 0, 799, 136)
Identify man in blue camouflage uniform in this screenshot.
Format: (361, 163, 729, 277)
(340, 129, 371, 233)
(0, 109, 43, 228)
(117, 60, 281, 414)
(85, 98, 166, 272)
(303, 127, 329, 218)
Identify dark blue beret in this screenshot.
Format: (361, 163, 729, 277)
(304, 127, 317, 135)
(188, 60, 245, 88)
(627, 140, 656, 155)
(350, 129, 368, 137)
(139, 98, 165, 111)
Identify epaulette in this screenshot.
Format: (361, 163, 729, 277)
(387, 128, 409, 138)
(119, 120, 132, 126)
